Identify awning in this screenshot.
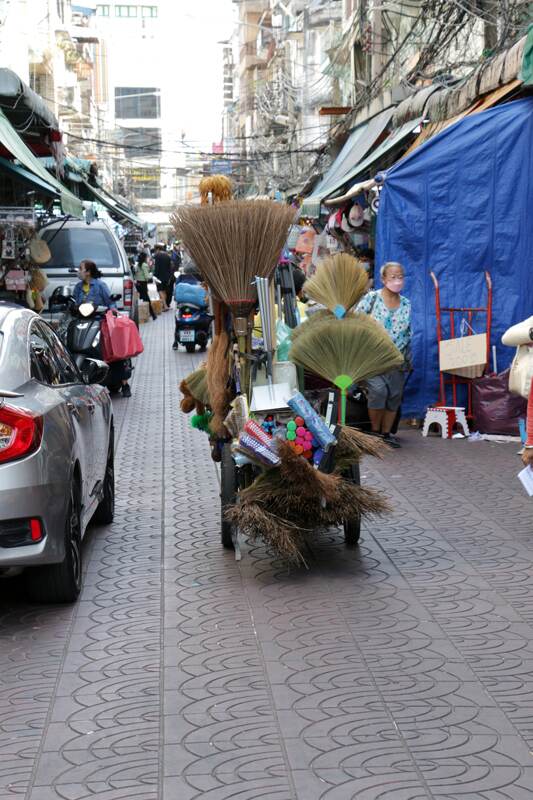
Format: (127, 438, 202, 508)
(83, 181, 143, 228)
(0, 69, 59, 131)
(300, 107, 394, 217)
(325, 117, 423, 204)
(0, 109, 82, 215)
(405, 80, 522, 156)
(0, 156, 61, 197)
(39, 156, 86, 183)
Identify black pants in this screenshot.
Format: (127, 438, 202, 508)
(165, 278, 175, 309)
(137, 281, 156, 319)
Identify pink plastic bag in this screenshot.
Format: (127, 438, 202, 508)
(101, 310, 143, 363)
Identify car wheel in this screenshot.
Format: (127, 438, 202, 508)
(27, 481, 83, 604)
(93, 429, 115, 525)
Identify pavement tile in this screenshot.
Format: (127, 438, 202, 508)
(3, 314, 533, 800)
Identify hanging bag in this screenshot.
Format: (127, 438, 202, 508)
(502, 316, 533, 399)
(100, 310, 144, 363)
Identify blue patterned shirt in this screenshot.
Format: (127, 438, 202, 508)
(357, 290, 412, 357)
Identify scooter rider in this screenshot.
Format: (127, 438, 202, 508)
(73, 259, 114, 308)
(73, 259, 133, 398)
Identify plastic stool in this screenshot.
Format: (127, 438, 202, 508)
(422, 406, 469, 439)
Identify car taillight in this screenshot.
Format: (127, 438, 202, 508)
(123, 278, 133, 308)
(0, 518, 44, 547)
(0, 405, 43, 464)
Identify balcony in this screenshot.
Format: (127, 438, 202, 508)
(239, 41, 269, 72)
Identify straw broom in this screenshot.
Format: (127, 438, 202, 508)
(303, 254, 368, 318)
(198, 175, 233, 205)
(171, 201, 295, 389)
(289, 315, 404, 425)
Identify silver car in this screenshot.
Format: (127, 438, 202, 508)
(0, 302, 114, 603)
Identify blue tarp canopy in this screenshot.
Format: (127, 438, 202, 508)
(376, 97, 533, 417)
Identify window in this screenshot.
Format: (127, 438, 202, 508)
(42, 325, 80, 385)
(128, 167, 160, 199)
(115, 5, 138, 16)
(121, 127, 161, 158)
(115, 87, 160, 119)
(30, 324, 61, 386)
(97, 4, 110, 15)
(40, 228, 120, 271)
(141, 5, 157, 17)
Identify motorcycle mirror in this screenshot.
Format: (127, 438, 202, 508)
(79, 302, 95, 317)
(81, 358, 109, 385)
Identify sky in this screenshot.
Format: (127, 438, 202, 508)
(165, 0, 235, 148)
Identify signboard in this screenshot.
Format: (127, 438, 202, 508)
(210, 160, 232, 175)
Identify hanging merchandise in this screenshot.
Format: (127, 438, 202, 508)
(4, 268, 26, 291)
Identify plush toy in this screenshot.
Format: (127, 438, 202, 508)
(26, 268, 48, 313)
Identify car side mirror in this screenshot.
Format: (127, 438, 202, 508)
(81, 358, 109, 385)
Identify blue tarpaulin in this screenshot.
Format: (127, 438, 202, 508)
(376, 97, 533, 417)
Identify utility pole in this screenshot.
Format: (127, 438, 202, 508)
(480, 0, 499, 53)
(300, 6, 309, 183)
(370, 0, 384, 83)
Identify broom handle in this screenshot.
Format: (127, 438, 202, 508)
(340, 388, 347, 426)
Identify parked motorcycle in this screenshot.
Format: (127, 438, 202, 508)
(50, 286, 131, 393)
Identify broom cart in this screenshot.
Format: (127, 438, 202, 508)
(173, 199, 395, 566)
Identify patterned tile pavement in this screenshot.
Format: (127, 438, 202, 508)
(2, 312, 533, 799)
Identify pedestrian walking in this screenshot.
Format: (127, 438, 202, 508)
(135, 251, 157, 320)
(356, 261, 412, 447)
(152, 244, 172, 312)
(170, 241, 182, 269)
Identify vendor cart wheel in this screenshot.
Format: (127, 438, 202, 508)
(221, 442, 237, 549)
(343, 462, 361, 546)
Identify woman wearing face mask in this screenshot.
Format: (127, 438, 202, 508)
(356, 261, 412, 448)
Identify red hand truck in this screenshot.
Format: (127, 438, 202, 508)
(430, 271, 493, 418)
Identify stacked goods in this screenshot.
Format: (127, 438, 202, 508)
(173, 207, 395, 565)
(225, 437, 389, 564)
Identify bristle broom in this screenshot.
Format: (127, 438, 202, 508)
(304, 254, 368, 317)
(289, 315, 404, 424)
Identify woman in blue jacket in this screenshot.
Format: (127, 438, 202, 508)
(73, 259, 115, 308)
(73, 259, 132, 398)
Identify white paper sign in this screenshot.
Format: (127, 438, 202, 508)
(518, 465, 533, 496)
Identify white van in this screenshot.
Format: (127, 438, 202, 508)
(38, 218, 139, 323)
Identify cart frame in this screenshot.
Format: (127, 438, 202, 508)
(430, 270, 492, 418)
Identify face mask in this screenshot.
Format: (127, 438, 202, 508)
(385, 277, 404, 293)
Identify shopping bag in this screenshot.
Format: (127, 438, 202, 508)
(147, 283, 159, 301)
(100, 310, 144, 363)
(472, 369, 527, 435)
(508, 345, 533, 399)
(439, 320, 487, 379)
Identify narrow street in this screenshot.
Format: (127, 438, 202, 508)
(2, 312, 533, 800)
